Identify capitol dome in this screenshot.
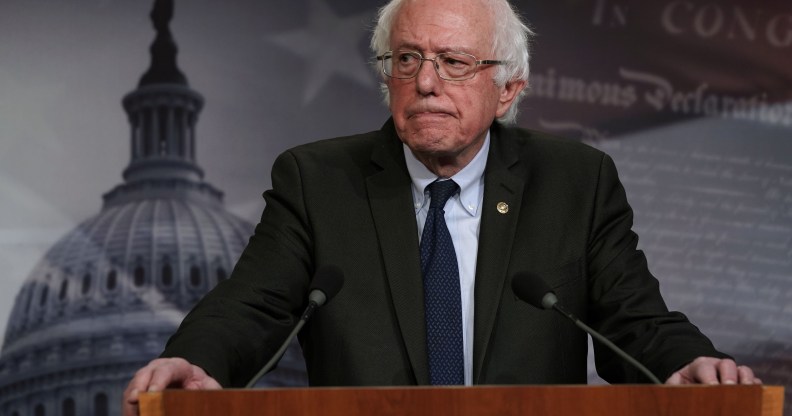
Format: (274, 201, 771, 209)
(0, 183, 251, 416)
(0, 1, 306, 415)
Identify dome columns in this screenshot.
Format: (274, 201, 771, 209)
(122, 85, 204, 183)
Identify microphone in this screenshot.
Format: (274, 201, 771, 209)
(511, 271, 662, 384)
(245, 265, 344, 388)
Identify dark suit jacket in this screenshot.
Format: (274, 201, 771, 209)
(162, 119, 725, 387)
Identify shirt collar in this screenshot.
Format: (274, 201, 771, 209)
(403, 131, 490, 217)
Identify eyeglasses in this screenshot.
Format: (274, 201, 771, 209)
(376, 50, 507, 81)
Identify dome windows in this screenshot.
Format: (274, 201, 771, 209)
(162, 263, 174, 286)
(133, 257, 147, 288)
(59, 279, 69, 301)
(62, 398, 76, 416)
(104, 259, 121, 295)
(94, 392, 108, 416)
(211, 257, 228, 286)
(24, 283, 36, 314)
(186, 255, 204, 290)
(106, 269, 118, 291)
(82, 272, 92, 295)
(160, 256, 174, 288)
(54, 270, 72, 315)
(134, 266, 145, 286)
(39, 285, 49, 307)
(189, 265, 202, 287)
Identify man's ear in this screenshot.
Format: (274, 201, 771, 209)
(495, 79, 526, 118)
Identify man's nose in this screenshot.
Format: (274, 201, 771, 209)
(415, 58, 442, 95)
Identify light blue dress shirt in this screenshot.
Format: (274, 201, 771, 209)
(403, 132, 489, 386)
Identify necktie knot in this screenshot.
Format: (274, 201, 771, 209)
(427, 180, 459, 210)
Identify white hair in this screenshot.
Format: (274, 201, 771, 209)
(370, 0, 534, 124)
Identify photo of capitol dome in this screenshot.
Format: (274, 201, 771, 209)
(0, 1, 306, 414)
(0, 0, 789, 415)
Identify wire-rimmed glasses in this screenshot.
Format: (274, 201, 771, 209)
(376, 50, 507, 81)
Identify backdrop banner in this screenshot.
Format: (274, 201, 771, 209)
(0, 1, 789, 415)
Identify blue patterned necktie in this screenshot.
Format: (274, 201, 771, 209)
(420, 179, 464, 385)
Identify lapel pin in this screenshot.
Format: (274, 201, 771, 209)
(496, 202, 509, 214)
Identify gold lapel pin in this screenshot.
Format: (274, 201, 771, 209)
(496, 202, 509, 214)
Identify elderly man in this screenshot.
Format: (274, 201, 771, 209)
(124, 0, 758, 413)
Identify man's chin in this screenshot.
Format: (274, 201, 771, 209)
(402, 123, 455, 140)
(402, 133, 450, 151)
(404, 138, 461, 160)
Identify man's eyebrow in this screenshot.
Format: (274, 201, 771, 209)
(392, 44, 477, 55)
(392, 42, 422, 51)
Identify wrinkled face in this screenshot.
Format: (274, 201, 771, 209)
(387, 0, 519, 168)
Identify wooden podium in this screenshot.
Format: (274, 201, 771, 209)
(140, 385, 785, 416)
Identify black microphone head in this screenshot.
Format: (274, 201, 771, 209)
(511, 271, 558, 310)
(308, 265, 344, 306)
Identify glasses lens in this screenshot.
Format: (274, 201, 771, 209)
(383, 51, 422, 78)
(436, 53, 477, 80)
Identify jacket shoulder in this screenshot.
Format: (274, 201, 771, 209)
(493, 124, 608, 169)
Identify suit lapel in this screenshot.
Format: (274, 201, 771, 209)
(366, 121, 430, 384)
(472, 125, 526, 383)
